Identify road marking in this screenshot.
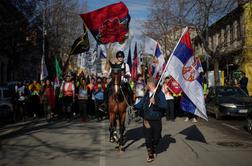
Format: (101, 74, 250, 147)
(99, 120, 106, 166)
(222, 123, 240, 131)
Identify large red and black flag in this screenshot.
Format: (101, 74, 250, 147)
(70, 25, 90, 55)
(80, 2, 130, 44)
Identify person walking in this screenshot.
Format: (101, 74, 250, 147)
(87, 77, 95, 119)
(134, 78, 167, 162)
(41, 79, 55, 120)
(60, 73, 75, 120)
(240, 72, 248, 95)
(76, 77, 90, 122)
(28, 80, 41, 118)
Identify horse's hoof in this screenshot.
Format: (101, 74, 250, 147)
(115, 146, 125, 152)
(109, 137, 115, 143)
(113, 135, 119, 143)
(119, 147, 125, 152)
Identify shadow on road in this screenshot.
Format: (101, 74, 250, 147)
(0, 119, 105, 164)
(123, 126, 176, 156)
(0, 119, 71, 141)
(123, 126, 144, 150)
(157, 134, 176, 154)
(179, 125, 207, 144)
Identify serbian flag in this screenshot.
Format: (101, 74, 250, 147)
(80, 2, 130, 44)
(153, 43, 165, 78)
(131, 42, 138, 80)
(165, 27, 207, 120)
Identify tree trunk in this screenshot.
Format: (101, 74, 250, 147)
(214, 59, 220, 86)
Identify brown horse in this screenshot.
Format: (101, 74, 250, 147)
(108, 63, 129, 150)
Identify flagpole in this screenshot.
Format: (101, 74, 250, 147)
(149, 27, 189, 106)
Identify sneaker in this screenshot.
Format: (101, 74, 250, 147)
(184, 117, 189, 122)
(192, 118, 197, 123)
(146, 154, 154, 162)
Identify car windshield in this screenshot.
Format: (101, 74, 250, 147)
(217, 87, 247, 97)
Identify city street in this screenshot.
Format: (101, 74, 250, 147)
(1, 1, 252, 166)
(1, 115, 252, 166)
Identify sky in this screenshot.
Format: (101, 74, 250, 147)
(83, 0, 152, 38)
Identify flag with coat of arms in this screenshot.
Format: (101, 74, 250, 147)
(164, 27, 207, 120)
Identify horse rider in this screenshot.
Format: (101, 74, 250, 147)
(104, 51, 133, 111)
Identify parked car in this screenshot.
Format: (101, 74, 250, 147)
(0, 86, 14, 124)
(206, 86, 252, 120)
(247, 111, 252, 133)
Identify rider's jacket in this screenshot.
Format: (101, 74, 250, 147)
(109, 62, 131, 82)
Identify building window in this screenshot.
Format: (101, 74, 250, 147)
(221, 29, 225, 45)
(237, 18, 241, 40)
(226, 25, 230, 45)
(224, 28, 227, 46)
(230, 24, 233, 43)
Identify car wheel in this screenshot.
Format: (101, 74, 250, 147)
(247, 118, 252, 133)
(214, 106, 222, 120)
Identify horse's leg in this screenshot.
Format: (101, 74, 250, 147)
(118, 105, 126, 147)
(109, 111, 117, 143)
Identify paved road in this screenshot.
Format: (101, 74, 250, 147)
(1, 116, 252, 166)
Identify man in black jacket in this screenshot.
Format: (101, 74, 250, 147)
(240, 72, 248, 95)
(134, 77, 167, 162)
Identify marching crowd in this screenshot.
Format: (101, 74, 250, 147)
(12, 72, 186, 123)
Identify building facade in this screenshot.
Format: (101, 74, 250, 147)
(193, 1, 252, 95)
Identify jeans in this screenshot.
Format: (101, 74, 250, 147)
(143, 120, 162, 151)
(166, 99, 174, 120)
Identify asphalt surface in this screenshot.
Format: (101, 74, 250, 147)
(0, 115, 252, 166)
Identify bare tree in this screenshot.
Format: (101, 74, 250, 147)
(144, 0, 239, 85)
(33, 0, 87, 75)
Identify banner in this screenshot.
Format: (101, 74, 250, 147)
(80, 2, 130, 44)
(131, 42, 139, 80)
(40, 54, 48, 81)
(70, 25, 90, 55)
(127, 43, 132, 72)
(167, 76, 182, 95)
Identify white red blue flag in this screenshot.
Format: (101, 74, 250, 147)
(165, 27, 207, 120)
(153, 43, 165, 78)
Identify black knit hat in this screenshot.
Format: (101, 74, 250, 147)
(116, 51, 125, 58)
